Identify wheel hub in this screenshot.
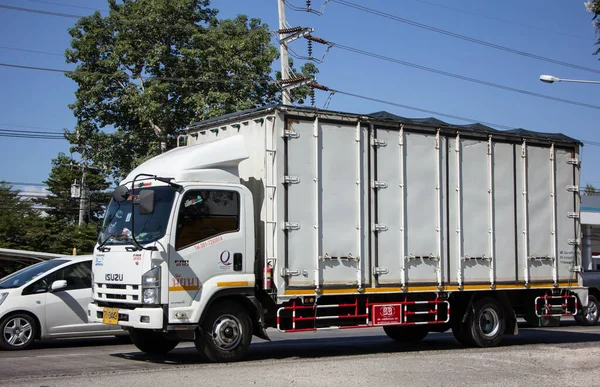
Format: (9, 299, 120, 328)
(212, 314, 242, 350)
(479, 309, 500, 337)
(586, 302, 598, 322)
(3, 317, 33, 347)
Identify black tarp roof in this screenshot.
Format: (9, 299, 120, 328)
(187, 105, 581, 145)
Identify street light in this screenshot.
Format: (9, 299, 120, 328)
(540, 74, 600, 84)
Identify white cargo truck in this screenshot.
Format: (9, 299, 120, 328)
(88, 105, 591, 362)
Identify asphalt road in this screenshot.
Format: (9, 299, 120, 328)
(1, 323, 600, 387)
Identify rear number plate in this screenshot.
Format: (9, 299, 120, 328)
(102, 307, 119, 325)
(372, 304, 403, 326)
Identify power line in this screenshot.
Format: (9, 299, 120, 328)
(0, 46, 63, 57)
(412, 0, 588, 41)
(330, 0, 600, 76)
(0, 128, 64, 135)
(331, 42, 600, 111)
(0, 123, 64, 131)
(27, 0, 106, 12)
(0, 62, 275, 84)
(0, 133, 66, 140)
(0, 4, 82, 19)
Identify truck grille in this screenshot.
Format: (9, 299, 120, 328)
(95, 283, 141, 303)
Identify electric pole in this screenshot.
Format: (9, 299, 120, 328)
(78, 151, 88, 227)
(278, 0, 291, 105)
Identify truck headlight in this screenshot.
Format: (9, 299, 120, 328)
(143, 288, 159, 304)
(141, 266, 160, 305)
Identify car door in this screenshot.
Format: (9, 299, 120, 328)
(44, 260, 111, 335)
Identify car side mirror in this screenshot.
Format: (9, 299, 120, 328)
(138, 189, 155, 215)
(50, 280, 68, 292)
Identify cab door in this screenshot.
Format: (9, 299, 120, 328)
(167, 186, 251, 311)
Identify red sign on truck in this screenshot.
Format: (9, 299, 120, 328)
(372, 304, 403, 326)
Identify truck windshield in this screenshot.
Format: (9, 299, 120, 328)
(99, 186, 176, 246)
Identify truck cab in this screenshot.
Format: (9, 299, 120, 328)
(88, 136, 263, 361)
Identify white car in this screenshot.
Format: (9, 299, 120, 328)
(0, 255, 127, 350)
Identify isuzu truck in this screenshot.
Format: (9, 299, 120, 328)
(88, 105, 592, 362)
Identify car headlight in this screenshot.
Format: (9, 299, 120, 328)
(0, 292, 8, 306)
(141, 266, 160, 305)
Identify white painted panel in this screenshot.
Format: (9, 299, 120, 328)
(460, 139, 491, 282)
(404, 132, 443, 284)
(320, 122, 361, 285)
(375, 128, 402, 284)
(492, 143, 517, 282)
(285, 119, 317, 287)
(555, 148, 577, 281)
(527, 146, 554, 281)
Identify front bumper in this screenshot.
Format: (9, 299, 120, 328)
(88, 303, 164, 330)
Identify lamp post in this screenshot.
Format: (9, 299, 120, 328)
(540, 74, 600, 84)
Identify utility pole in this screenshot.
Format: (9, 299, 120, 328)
(78, 150, 88, 227)
(278, 0, 291, 105)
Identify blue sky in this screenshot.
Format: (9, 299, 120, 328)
(1, 0, 600, 192)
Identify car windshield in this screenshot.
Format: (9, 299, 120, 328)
(99, 186, 176, 246)
(0, 259, 68, 289)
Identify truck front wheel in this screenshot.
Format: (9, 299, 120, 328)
(129, 329, 179, 355)
(195, 301, 252, 363)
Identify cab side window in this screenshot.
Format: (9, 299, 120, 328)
(176, 190, 240, 250)
(52, 261, 92, 291)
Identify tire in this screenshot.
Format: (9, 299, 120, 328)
(575, 295, 600, 326)
(0, 314, 37, 351)
(383, 325, 428, 343)
(194, 301, 252, 363)
(129, 329, 178, 355)
(467, 297, 505, 348)
(450, 300, 474, 346)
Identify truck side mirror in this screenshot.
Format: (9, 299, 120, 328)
(138, 190, 155, 215)
(112, 185, 129, 202)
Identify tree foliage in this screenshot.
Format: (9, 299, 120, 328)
(38, 153, 110, 226)
(66, 0, 317, 181)
(585, 183, 598, 195)
(0, 182, 44, 250)
(586, 1, 600, 54)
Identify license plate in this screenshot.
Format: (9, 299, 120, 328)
(102, 307, 119, 325)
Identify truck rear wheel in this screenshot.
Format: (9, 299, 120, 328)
(575, 295, 599, 326)
(467, 297, 505, 347)
(129, 329, 179, 355)
(195, 301, 252, 363)
(383, 326, 428, 342)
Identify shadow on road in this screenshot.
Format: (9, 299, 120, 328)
(110, 327, 600, 366)
(29, 335, 132, 350)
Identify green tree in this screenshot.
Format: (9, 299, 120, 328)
(38, 153, 110, 226)
(65, 0, 316, 181)
(586, 1, 600, 54)
(33, 153, 111, 255)
(0, 182, 45, 250)
(585, 183, 597, 195)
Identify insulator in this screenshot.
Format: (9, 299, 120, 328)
(306, 0, 311, 10)
(307, 40, 313, 58)
(310, 87, 316, 107)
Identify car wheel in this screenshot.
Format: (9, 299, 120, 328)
(195, 301, 252, 363)
(0, 314, 37, 350)
(575, 295, 600, 326)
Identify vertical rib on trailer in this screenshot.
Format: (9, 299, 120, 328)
(522, 140, 530, 287)
(355, 121, 363, 291)
(264, 116, 278, 291)
(399, 125, 407, 291)
(313, 116, 321, 293)
(550, 143, 558, 287)
(435, 129, 443, 289)
(455, 132, 463, 289)
(488, 135, 496, 289)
